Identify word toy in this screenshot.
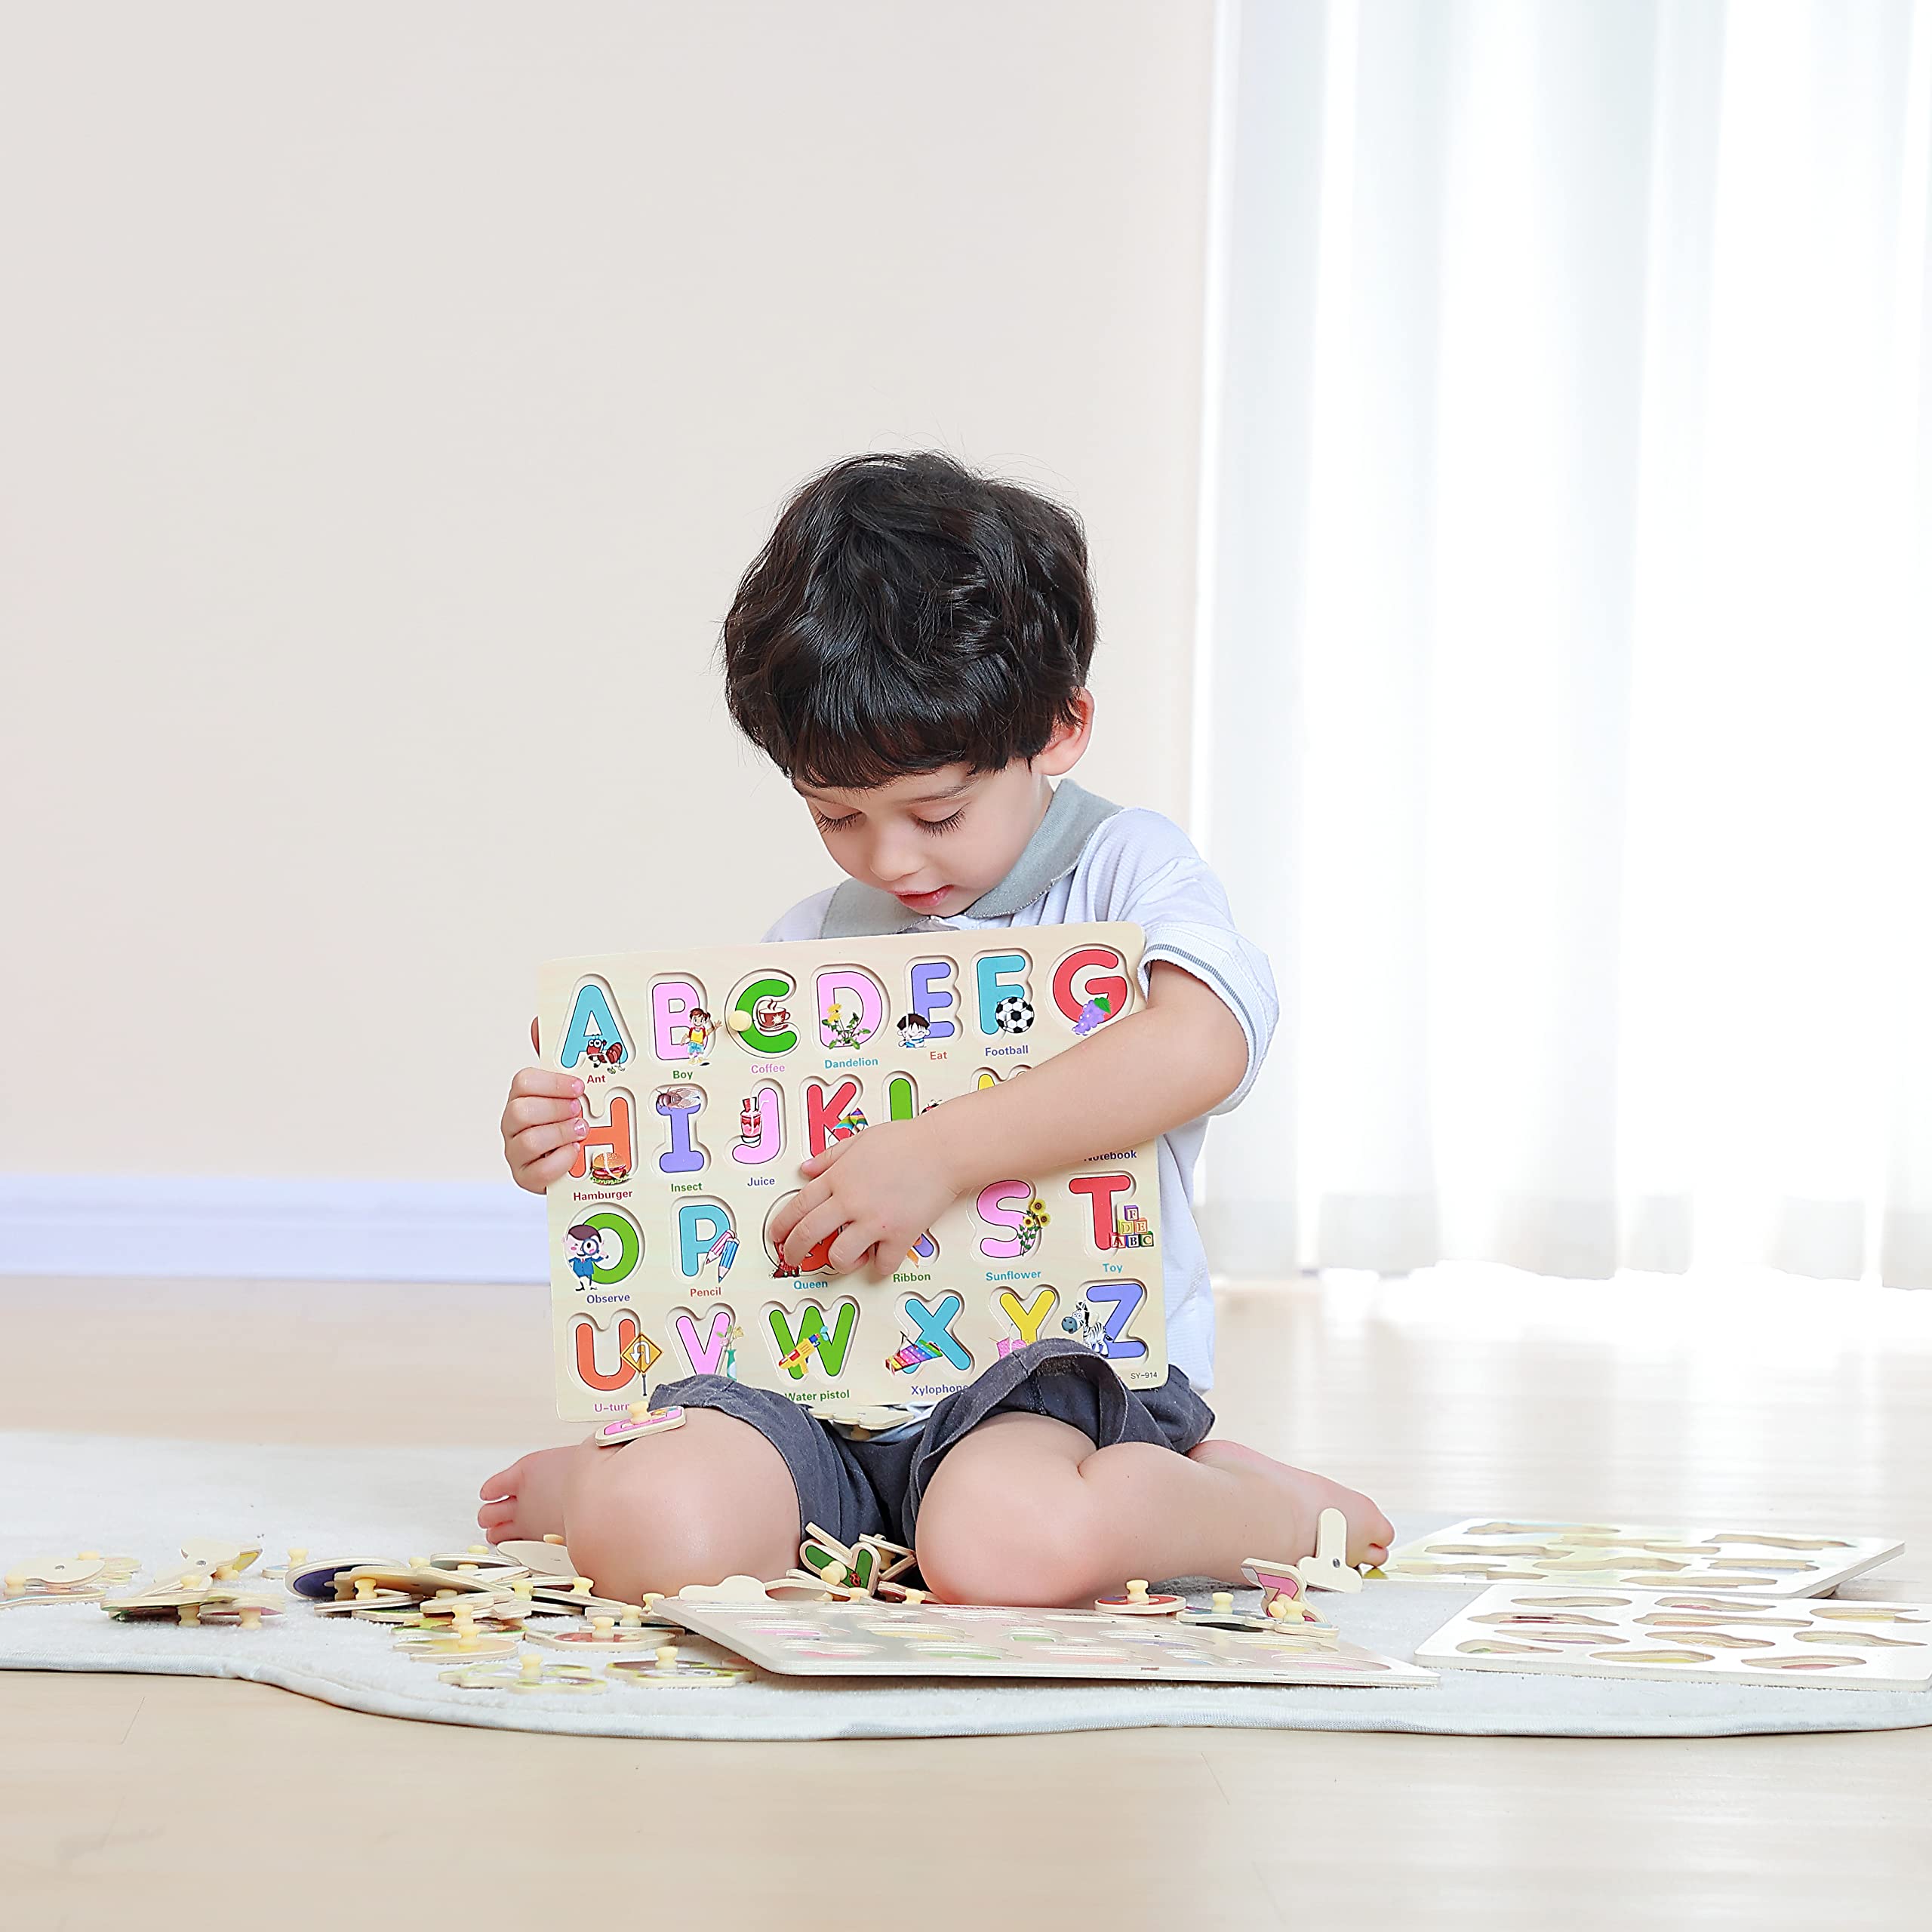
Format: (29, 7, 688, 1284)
(1178, 1591, 1337, 1643)
(1416, 1584, 1932, 1690)
(1294, 1509, 1364, 1593)
(1238, 1559, 1325, 1624)
(592, 1404, 688, 1448)
(441, 1656, 609, 1695)
(1381, 1519, 1906, 1598)
(537, 924, 1166, 1417)
(494, 1537, 582, 1577)
(605, 1642, 755, 1687)
(525, 1613, 670, 1650)
(100, 1577, 279, 1627)
(665, 1598, 1434, 1687)
(675, 1574, 773, 1604)
(5, 1555, 110, 1604)
(1095, 1579, 1184, 1617)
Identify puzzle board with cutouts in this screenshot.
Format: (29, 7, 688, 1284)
(539, 924, 1167, 1419)
(1415, 1583, 1932, 1690)
(1380, 1519, 1903, 1597)
(665, 1598, 1435, 1686)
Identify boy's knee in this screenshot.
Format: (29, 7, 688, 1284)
(564, 1413, 798, 1599)
(915, 1468, 1109, 1607)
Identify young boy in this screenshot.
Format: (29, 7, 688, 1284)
(481, 451, 1391, 1605)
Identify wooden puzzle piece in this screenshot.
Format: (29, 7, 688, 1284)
(441, 1656, 609, 1694)
(675, 1574, 771, 1604)
(494, 1537, 580, 1577)
(605, 1642, 755, 1687)
(1094, 1580, 1184, 1616)
(592, 1404, 688, 1448)
(1294, 1509, 1364, 1593)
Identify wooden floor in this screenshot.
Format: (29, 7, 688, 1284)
(5, 1264, 1930, 1927)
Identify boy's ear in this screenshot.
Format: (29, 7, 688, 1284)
(1033, 690, 1095, 776)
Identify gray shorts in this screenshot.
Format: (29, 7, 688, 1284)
(643, 1337, 1216, 1551)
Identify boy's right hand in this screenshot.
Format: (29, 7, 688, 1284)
(501, 1018, 586, 1193)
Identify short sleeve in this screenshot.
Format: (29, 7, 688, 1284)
(1075, 810, 1280, 1115)
(760, 884, 839, 944)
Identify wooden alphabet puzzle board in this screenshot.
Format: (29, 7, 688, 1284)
(1380, 1519, 1905, 1598)
(539, 923, 1167, 1419)
(666, 1598, 1436, 1687)
(1416, 1583, 1932, 1691)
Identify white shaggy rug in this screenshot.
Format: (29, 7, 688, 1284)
(3, 1432, 1928, 1741)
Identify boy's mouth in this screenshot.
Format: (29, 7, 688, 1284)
(893, 885, 953, 910)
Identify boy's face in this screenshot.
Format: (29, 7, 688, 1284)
(795, 700, 1093, 918)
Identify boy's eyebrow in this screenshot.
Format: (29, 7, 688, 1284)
(793, 780, 975, 807)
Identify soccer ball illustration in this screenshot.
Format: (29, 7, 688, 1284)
(994, 995, 1035, 1035)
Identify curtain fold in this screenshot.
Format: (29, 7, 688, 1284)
(1193, 0, 1932, 1288)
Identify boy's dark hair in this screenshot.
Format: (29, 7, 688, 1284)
(720, 451, 1097, 790)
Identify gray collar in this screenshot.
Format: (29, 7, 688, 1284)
(817, 777, 1124, 939)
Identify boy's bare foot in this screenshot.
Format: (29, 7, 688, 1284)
(477, 1444, 586, 1544)
(1186, 1438, 1395, 1567)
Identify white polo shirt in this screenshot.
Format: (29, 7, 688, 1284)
(760, 777, 1280, 1392)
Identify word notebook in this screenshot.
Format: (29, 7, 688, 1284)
(539, 923, 1166, 1419)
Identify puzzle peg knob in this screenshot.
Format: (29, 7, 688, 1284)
(78, 1549, 100, 1560)
(592, 1617, 616, 1641)
(3, 1572, 25, 1597)
(571, 1577, 595, 1595)
(520, 1652, 543, 1683)
(1126, 1580, 1149, 1602)
(619, 1607, 642, 1627)
(238, 1605, 263, 1631)
(1212, 1592, 1233, 1614)
(353, 1578, 378, 1601)
(288, 1546, 309, 1565)
(177, 1604, 201, 1626)
(543, 1534, 565, 1546)
(656, 1643, 678, 1672)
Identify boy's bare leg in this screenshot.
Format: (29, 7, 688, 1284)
(913, 1414, 1394, 1608)
(477, 1409, 800, 1600)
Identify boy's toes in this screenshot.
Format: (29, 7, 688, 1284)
(478, 1457, 527, 1504)
(1348, 1500, 1395, 1566)
(477, 1500, 518, 1537)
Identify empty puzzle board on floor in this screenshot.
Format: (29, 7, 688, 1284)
(1380, 1519, 1903, 1597)
(1416, 1583, 1932, 1691)
(539, 923, 1167, 1418)
(664, 1598, 1436, 1687)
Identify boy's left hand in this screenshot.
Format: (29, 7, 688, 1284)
(770, 1115, 964, 1284)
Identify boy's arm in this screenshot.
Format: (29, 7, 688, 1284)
(924, 961, 1246, 1178)
(772, 961, 1248, 1281)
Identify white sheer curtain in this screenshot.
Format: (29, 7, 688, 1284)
(1193, 0, 1932, 1287)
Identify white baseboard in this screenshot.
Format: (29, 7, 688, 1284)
(0, 1175, 546, 1283)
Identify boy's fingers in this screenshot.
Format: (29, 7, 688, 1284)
(798, 1137, 851, 1177)
(826, 1223, 882, 1275)
(510, 1068, 583, 1101)
(515, 1146, 576, 1192)
(510, 1121, 583, 1166)
(504, 1094, 582, 1134)
(782, 1199, 854, 1269)
(769, 1177, 826, 1249)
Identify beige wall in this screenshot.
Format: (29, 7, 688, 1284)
(0, 2, 1215, 1181)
